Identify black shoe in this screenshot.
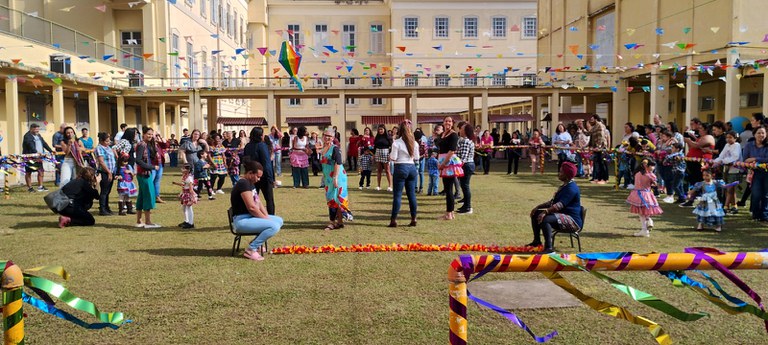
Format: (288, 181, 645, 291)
(679, 200, 694, 208)
(542, 248, 555, 254)
(182, 223, 195, 229)
(99, 209, 112, 216)
(526, 241, 542, 247)
(457, 208, 473, 214)
(454, 194, 461, 200)
(439, 191, 446, 195)
(178, 222, 188, 228)
(737, 201, 747, 207)
(457, 198, 465, 204)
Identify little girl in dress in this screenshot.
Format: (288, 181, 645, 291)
(690, 169, 738, 232)
(626, 159, 663, 237)
(174, 164, 197, 229)
(116, 155, 137, 215)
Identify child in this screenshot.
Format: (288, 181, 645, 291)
(712, 131, 742, 214)
(116, 154, 137, 216)
(528, 129, 544, 174)
(358, 146, 373, 190)
(664, 143, 687, 204)
(616, 142, 633, 189)
(690, 170, 735, 232)
(426, 152, 440, 196)
(226, 147, 240, 186)
(626, 159, 663, 237)
(194, 150, 215, 200)
(174, 164, 197, 229)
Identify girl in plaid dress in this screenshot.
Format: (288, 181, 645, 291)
(209, 134, 229, 194)
(373, 125, 393, 191)
(174, 164, 197, 229)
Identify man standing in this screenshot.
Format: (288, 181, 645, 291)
(587, 115, 609, 184)
(114, 123, 128, 141)
(52, 123, 67, 186)
(22, 123, 54, 192)
(179, 128, 190, 146)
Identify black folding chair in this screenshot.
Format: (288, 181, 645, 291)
(552, 207, 586, 252)
(227, 208, 268, 256)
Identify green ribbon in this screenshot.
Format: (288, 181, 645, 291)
(664, 271, 768, 320)
(23, 275, 124, 325)
(548, 254, 710, 321)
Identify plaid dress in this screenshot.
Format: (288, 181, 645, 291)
(210, 146, 228, 175)
(179, 173, 197, 206)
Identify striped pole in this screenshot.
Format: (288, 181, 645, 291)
(448, 264, 467, 345)
(2, 261, 24, 345)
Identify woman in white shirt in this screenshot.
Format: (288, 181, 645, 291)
(388, 121, 420, 228)
(713, 130, 742, 214)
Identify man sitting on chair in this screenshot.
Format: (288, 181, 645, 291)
(527, 161, 583, 253)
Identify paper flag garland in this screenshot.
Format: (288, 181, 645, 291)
(396, 46, 406, 52)
(278, 41, 304, 92)
(94, 5, 106, 12)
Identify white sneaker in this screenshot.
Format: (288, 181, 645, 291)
(387, 187, 393, 192)
(144, 223, 161, 229)
(633, 230, 650, 237)
(663, 196, 675, 204)
(135, 223, 145, 228)
(359, 186, 363, 190)
(647, 218, 654, 229)
(376, 186, 381, 191)
(366, 186, 370, 189)
(216, 189, 225, 194)
(626, 184, 635, 190)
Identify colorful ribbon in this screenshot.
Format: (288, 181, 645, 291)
(271, 243, 541, 255)
(22, 293, 121, 329)
(22, 275, 124, 326)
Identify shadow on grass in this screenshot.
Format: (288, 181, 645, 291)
(129, 247, 231, 257)
(12, 221, 55, 229)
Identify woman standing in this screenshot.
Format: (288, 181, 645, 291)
(79, 128, 94, 150)
(437, 117, 460, 220)
(209, 133, 229, 194)
(134, 128, 161, 228)
(456, 123, 476, 214)
(308, 132, 322, 176)
(478, 130, 493, 175)
(358, 127, 374, 155)
(56, 167, 100, 228)
(244, 127, 276, 215)
(268, 126, 283, 177)
(320, 127, 351, 230)
(507, 131, 522, 175)
(552, 123, 573, 172)
(238, 130, 249, 146)
(374, 125, 393, 191)
(414, 128, 427, 193)
(94, 132, 117, 216)
(179, 129, 202, 167)
(231, 160, 283, 262)
(348, 128, 361, 172)
(389, 122, 419, 227)
(743, 126, 768, 221)
(290, 126, 310, 188)
(60, 126, 86, 186)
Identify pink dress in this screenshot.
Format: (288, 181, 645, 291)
(626, 172, 663, 216)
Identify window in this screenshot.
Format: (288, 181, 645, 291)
(171, 34, 180, 85)
(288, 24, 302, 47)
(185, 0, 193, 6)
(227, 4, 233, 36)
(200, 0, 206, 18)
(435, 73, 450, 86)
(404, 74, 418, 87)
(314, 24, 329, 48)
(342, 24, 356, 52)
(120, 31, 143, 71)
(346, 97, 358, 105)
(26, 95, 46, 125)
(590, 11, 614, 68)
(370, 24, 384, 54)
(186, 41, 195, 86)
(316, 98, 328, 106)
(220, 2, 226, 31)
(75, 101, 89, 125)
(404, 17, 418, 38)
(492, 17, 507, 38)
(463, 73, 477, 86)
(740, 93, 762, 108)
(492, 73, 506, 86)
(463, 17, 478, 38)
(344, 77, 356, 86)
(289, 98, 301, 106)
(233, 11, 238, 43)
(241, 17, 246, 45)
(700, 97, 715, 111)
(211, 0, 218, 24)
(522, 16, 537, 39)
(434, 17, 448, 38)
(371, 76, 383, 87)
(316, 77, 329, 87)
(372, 98, 384, 106)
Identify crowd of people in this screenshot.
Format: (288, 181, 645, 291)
(14, 110, 768, 259)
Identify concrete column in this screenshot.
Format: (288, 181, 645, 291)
(116, 96, 126, 126)
(187, 90, 203, 131)
(550, 90, 560, 138)
(266, 91, 276, 127)
(410, 91, 418, 124)
(404, 96, 411, 119)
(207, 98, 218, 132)
(275, 96, 282, 130)
(88, 90, 99, 134)
(560, 96, 572, 113)
(650, 65, 669, 124)
(685, 61, 699, 128)
(174, 104, 182, 134)
(140, 100, 150, 132)
(481, 89, 489, 130)
(723, 53, 740, 122)
(612, 79, 629, 147)
(4, 78, 20, 155)
(338, 91, 347, 158)
(584, 96, 598, 114)
(468, 96, 475, 126)
(52, 85, 65, 126)
(159, 102, 167, 137)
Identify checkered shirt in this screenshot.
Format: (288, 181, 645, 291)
(456, 137, 475, 163)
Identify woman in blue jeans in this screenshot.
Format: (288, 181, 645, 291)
(414, 128, 427, 193)
(231, 160, 283, 261)
(388, 122, 419, 227)
(456, 123, 476, 214)
(743, 126, 768, 221)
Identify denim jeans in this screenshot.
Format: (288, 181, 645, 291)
(618, 169, 632, 188)
(575, 154, 583, 176)
(592, 152, 609, 181)
(169, 152, 178, 167)
(416, 157, 425, 191)
(672, 170, 686, 201)
(391, 164, 418, 220)
(273, 151, 282, 176)
(459, 162, 475, 209)
(348, 156, 358, 172)
(292, 167, 309, 187)
(99, 171, 114, 211)
(59, 158, 76, 186)
(152, 165, 163, 198)
(659, 165, 674, 195)
(751, 170, 768, 220)
(428, 174, 439, 195)
(233, 214, 283, 251)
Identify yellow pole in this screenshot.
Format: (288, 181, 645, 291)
(2, 261, 24, 345)
(448, 265, 467, 345)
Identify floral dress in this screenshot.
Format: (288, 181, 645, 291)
(179, 172, 197, 206)
(321, 146, 351, 217)
(117, 165, 137, 197)
(626, 172, 663, 216)
(210, 146, 228, 175)
(692, 181, 726, 226)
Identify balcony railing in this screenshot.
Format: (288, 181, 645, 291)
(0, 5, 165, 76)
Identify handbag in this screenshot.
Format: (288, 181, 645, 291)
(43, 189, 71, 213)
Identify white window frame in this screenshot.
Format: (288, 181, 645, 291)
(346, 97, 358, 106)
(226, 4, 233, 36)
(435, 73, 450, 87)
(371, 76, 383, 87)
(404, 74, 418, 87)
(492, 73, 506, 86)
(403, 17, 419, 39)
(233, 11, 238, 44)
(288, 24, 303, 47)
(342, 23, 356, 52)
(200, 0, 206, 18)
(186, 41, 195, 87)
(434, 16, 449, 39)
(463, 16, 478, 39)
(171, 33, 180, 86)
(344, 77, 356, 86)
(463, 73, 477, 87)
(522, 16, 537, 39)
(316, 98, 329, 106)
(316, 77, 329, 88)
(288, 98, 301, 106)
(492, 16, 507, 38)
(370, 23, 384, 54)
(210, 0, 218, 25)
(314, 24, 329, 48)
(371, 97, 384, 106)
(120, 31, 144, 71)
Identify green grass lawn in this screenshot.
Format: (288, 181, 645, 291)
(2, 161, 768, 344)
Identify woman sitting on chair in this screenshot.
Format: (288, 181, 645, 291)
(527, 161, 582, 253)
(230, 160, 284, 262)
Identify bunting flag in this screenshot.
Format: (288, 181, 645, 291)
(102, 54, 114, 61)
(142, 53, 154, 59)
(396, 46, 406, 52)
(323, 45, 338, 53)
(94, 4, 106, 12)
(235, 48, 246, 55)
